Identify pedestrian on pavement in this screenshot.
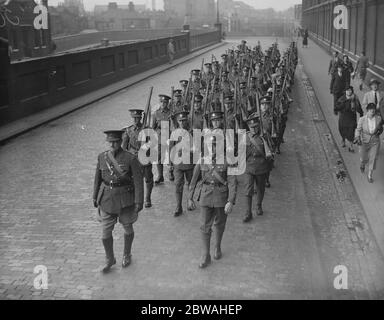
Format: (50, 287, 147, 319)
(335, 86, 363, 152)
(168, 38, 175, 64)
(354, 51, 369, 91)
(93, 130, 144, 273)
(242, 112, 272, 222)
(342, 55, 354, 88)
(354, 103, 383, 183)
(328, 51, 342, 76)
(330, 65, 347, 115)
(362, 78, 384, 119)
(302, 33, 308, 48)
(188, 112, 237, 268)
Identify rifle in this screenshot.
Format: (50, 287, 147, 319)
(183, 71, 192, 107)
(203, 81, 210, 129)
(200, 58, 204, 89)
(170, 86, 175, 130)
(255, 90, 264, 136)
(234, 79, 240, 131)
(190, 92, 195, 130)
(271, 81, 277, 138)
(222, 91, 227, 138)
(143, 86, 153, 128)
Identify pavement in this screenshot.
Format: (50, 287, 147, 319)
(1, 37, 384, 300)
(0, 41, 224, 144)
(298, 37, 384, 258)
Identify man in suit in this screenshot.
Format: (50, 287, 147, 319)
(330, 65, 347, 115)
(362, 78, 384, 120)
(93, 130, 144, 273)
(354, 103, 383, 183)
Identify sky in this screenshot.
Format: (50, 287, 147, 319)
(47, 0, 299, 12)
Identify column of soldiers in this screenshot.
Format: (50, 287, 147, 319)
(93, 40, 298, 272)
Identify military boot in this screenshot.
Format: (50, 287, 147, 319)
(243, 196, 253, 223)
(256, 205, 264, 216)
(199, 233, 211, 269)
(174, 192, 183, 217)
(144, 182, 153, 208)
(101, 237, 116, 273)
(214, 228, 224, 260)
(169, 167, 175, 182)
(122, 233, 134, 268)
(155, 164, 164, 185)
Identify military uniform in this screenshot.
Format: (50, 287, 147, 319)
(171, 111, 195, 217)
(152, 94, 173, 184)
(188, 113, 237, 268)
(122, 109, 154, 208)
(93, 130, 144, 272)
(191, 69, 202, 95)
(190, 94, 205, 130)
(242, 115, 271, 222)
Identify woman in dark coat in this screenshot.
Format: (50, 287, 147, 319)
(342, 55, 354, 87)
(335, 86, 363, 152)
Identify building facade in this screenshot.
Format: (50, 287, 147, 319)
(93, 2, 150, 31)
(302, 0, 384, 80)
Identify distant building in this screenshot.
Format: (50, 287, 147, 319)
(294, 4, 302, 23)
(49, 4, 89, 36)
(163, 0, 215, 26)
(94, 3, 146, 15)
(94, 2, 150, 31)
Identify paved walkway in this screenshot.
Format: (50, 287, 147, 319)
(298, 38, 384, 257)
(1, 37, 384, 299)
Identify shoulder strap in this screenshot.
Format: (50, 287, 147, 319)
(248, 134, 264, 155)
(107, 151, 126, 176)
(211, 169, 227, 186)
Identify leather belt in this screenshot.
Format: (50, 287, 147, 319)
(103, 181, 131, 188)
(203, 181, 224, 186)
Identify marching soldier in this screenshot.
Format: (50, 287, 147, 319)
(203, 63, 214, 89)
(171, 89, 184, 113)
(191, 69, 202, 95)
(224, 96, 236, 130)
(171, 111, 195, 217)
(152, 94, 174, 184)
(93, 130, 144, 273)
(180, 79, 191, 106)
(242, 113, 272, 222)
(239, 82, 251, 115)
(221, 70, 234, 97)
(239, 66, 250, 84)
(190, 94, 205, 130)
(220, 53, 229, 72)
(188, 111, 237, 268)
(122, 109, 154, 208)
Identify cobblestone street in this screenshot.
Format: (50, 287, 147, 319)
(1, 38, 384, 300)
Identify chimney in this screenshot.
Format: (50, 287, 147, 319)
(152, 0, 156, 11)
